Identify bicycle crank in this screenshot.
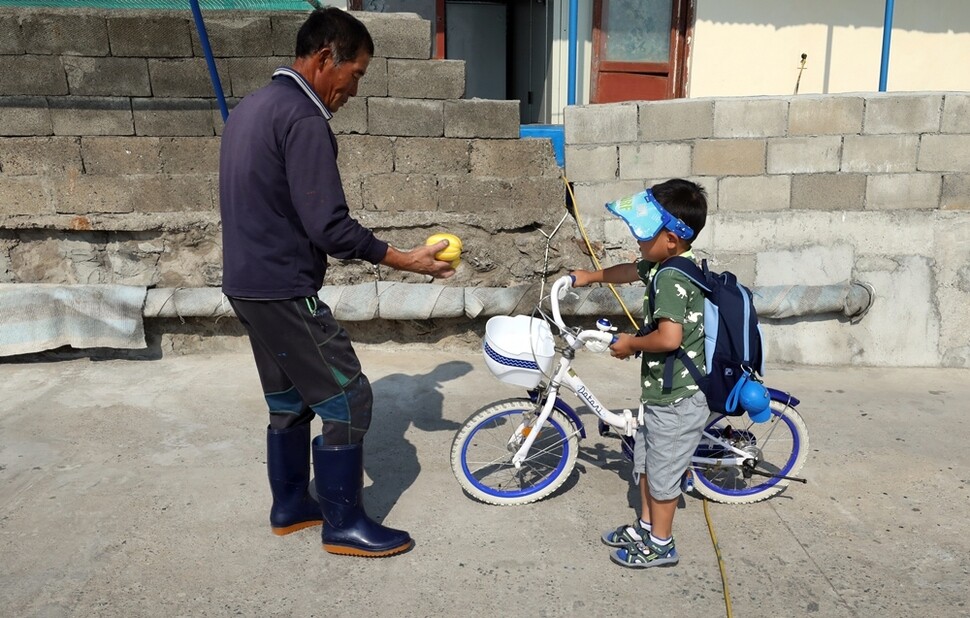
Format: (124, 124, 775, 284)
(742, 460, 807, 483)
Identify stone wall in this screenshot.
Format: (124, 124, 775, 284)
(565, 93, 970, 368)
(4, 8, 968, 367)
(0, 8, 573, 303)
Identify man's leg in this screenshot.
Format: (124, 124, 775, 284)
(231, 297, 410, 557)
(231, 298, 323, 535)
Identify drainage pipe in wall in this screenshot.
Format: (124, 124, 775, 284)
(143, 281, 875, 322)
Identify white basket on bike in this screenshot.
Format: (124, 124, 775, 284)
(482, 315, 556, 388)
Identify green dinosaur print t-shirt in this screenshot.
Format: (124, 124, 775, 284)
(636, 256, 707, 405)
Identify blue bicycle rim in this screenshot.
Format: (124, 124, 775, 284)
(460, 408, 571, 499)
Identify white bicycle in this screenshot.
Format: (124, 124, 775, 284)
(451, 275, 809, 506)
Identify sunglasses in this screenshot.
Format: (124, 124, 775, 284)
(605, 189, 694, 241)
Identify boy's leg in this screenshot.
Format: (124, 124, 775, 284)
(643, 392, 709, 526)
(611, 392, 708, 568)
(601, 427, 651, 547)
(639, 475, 651, 526)
(646, 493, 677, 540)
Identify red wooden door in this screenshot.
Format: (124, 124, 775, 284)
(591, 0, 692, 102)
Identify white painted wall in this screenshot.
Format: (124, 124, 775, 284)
(549, 0, 593, 124)
(689, 0, 970, 96)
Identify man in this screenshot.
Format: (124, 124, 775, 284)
(219, 8, 453, 558)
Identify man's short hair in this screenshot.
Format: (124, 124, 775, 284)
(296, 8, 374, 64)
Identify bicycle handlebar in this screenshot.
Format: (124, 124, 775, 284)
(549, 275, 617, 353)
(549, 275, 573, 331)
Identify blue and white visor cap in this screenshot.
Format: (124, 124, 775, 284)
(605, 189, 694, 241)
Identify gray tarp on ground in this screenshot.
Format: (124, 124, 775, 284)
(0, 284, 147, 356)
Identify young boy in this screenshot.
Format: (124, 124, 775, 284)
(570, 178, 709, 568)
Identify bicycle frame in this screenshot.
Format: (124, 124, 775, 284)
(510, 276, 771, 469)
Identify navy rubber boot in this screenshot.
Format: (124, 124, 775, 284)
(267, 423, 324, 536)
(312, 437, 413, 557)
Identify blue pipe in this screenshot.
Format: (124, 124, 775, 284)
(878, 0, 895, 92)
(567, 0, 577, 105)
(190, 0, 230, 122)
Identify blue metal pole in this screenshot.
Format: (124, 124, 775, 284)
(879, 0, 895, 92)
(190, 0, 230, 122)
(567, 0, 578, 105)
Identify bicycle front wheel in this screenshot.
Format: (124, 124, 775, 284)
(691, 400, 809, 504)
(451, 398, 579, 506)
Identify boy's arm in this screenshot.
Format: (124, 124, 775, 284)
(570, 262, 640, 287)
(609, 319, 682, 360)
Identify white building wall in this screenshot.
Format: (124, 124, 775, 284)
(689, 0, 970, 97)
(549, 0, 593, 124)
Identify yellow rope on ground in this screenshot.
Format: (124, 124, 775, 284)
(563, 175, 734, 618)
(704, 497, 734, 618)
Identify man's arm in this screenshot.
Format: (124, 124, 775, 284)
(381, 242, 455, 279)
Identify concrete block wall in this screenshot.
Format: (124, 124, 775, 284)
(565, 93, 970, 368)
(0, 9, 572, 297)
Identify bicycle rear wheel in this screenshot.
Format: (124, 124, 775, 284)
(690, 400, 808, 504)
(451, 398, 579, 506)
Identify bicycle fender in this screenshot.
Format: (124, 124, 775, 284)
(767, 387, 800, 407)
(527, 391, 586, 438)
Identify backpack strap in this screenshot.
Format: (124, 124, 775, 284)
(661, 349, 706, 394)
(649, 256, 709, 395)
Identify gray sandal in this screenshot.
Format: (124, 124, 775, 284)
(610, 537, 679, 568)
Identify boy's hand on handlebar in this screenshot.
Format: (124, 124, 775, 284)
(569, 269, 594, 287)
(609, 333, 638, 360)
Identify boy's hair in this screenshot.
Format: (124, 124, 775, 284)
(650, 179, 708, 243)
(296, 8, 375, 65)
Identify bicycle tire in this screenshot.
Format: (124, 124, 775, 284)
(690, 400, 808, 504)
(451, 398, 579, 506)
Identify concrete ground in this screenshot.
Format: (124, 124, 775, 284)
(1, 345, 968, 618)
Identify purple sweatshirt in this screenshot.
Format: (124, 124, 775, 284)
(219, 69, 387, 299)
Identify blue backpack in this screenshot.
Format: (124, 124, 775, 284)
(646, 256, 765, 415)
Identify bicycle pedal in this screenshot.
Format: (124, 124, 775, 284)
(597, 420, 613, 437)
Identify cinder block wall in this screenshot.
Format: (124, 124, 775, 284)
(0, 8, 572, 300)
(565, 94, 970, 368)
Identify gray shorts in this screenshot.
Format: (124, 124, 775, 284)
(633, 390, 710, 501)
